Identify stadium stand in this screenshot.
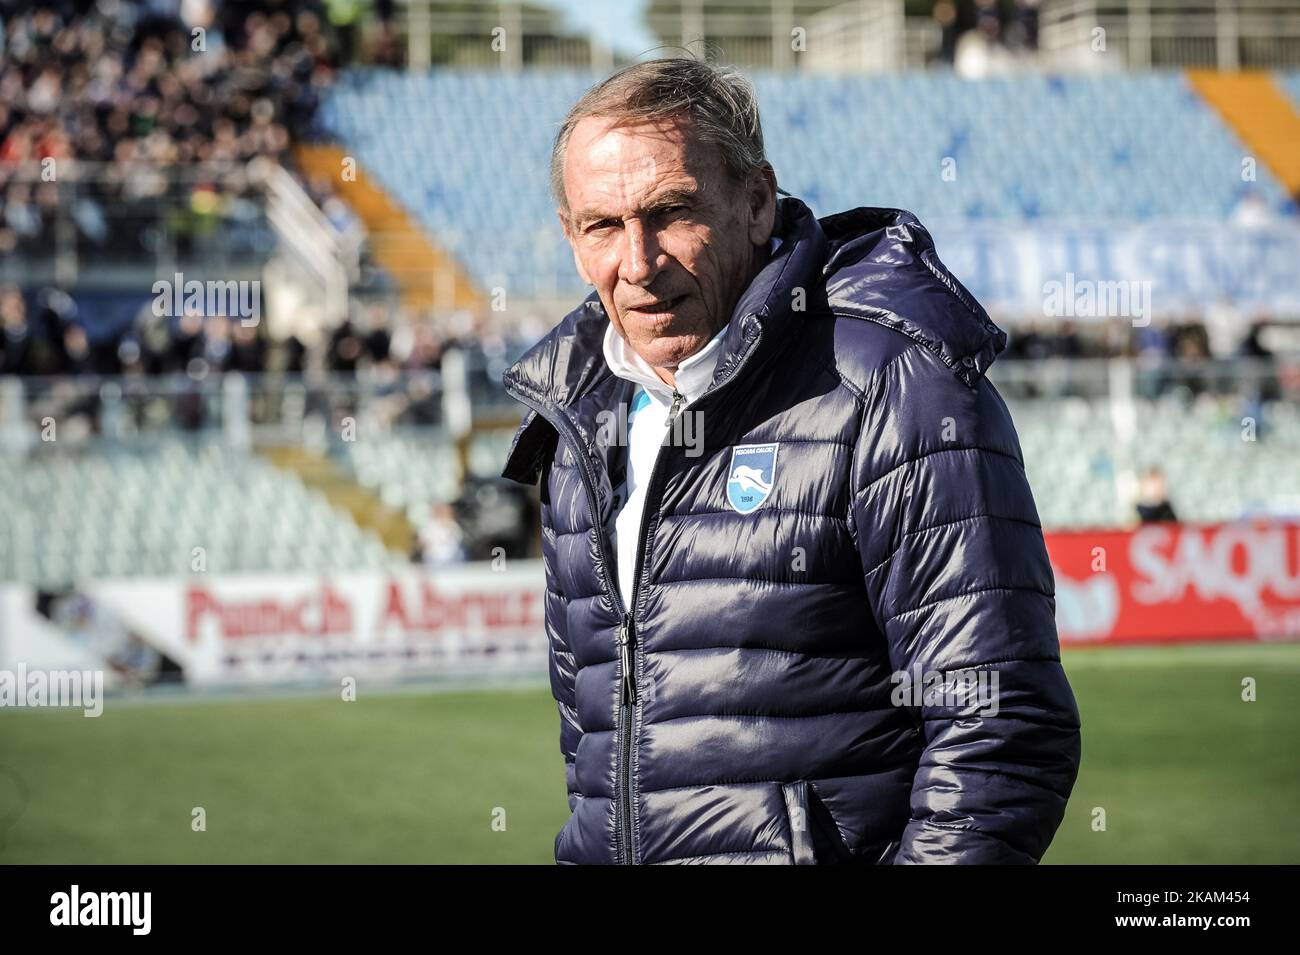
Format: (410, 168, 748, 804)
(339, 429, 461, 518)
(316, 69, 1297, 298)
(2, 1, 1300, 588)
(1007, 392, 1300, 528)
(0, 437, 396, 586)
(334, 426, 520, 524)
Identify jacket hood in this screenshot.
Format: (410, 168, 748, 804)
(818, 204, 1007, 385)
(500, 195, 1006, 482)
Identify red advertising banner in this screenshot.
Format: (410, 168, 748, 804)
(1045, 520, 1300, 645)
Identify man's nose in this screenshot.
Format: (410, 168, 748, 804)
(618, 217, 661, 287)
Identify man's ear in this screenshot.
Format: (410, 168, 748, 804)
(745, 163, 778, 247)
(557, 208, 593, 286)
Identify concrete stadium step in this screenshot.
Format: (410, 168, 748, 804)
(1188, 70, 1300, 198)
(260, 444, 415, 556)
(294, 143, 484, 311)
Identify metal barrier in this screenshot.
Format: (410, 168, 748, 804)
(1, 354, 1293, 451)
(1040, 0, 1300, 70)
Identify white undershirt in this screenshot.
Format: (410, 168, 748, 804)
(601, 236, 783, 611)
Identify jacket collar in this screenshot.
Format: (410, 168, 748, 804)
(601, 312, 730, 407)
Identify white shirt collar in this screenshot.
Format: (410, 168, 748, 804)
(601, 236, 783, 406)
(602, 314, 727, 406)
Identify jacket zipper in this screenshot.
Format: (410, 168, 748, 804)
(667, 388, 685, 423)
(500, 384, 638, 862)
(616, 611, 636, 862)
(614, 386, 680, 861)
(612, 323, 768, 862)
(503, 317, 767, 865)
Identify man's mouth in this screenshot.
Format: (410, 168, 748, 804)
(626, 294, 686, 315)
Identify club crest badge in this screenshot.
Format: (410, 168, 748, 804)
(725, 443, 778, 514)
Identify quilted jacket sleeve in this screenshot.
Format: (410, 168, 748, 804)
(850, 346, 1082, 864)
(538, 457, 582, 814)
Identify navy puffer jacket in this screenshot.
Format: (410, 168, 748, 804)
(501, 196, 1082, 864)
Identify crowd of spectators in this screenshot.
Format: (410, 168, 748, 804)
(0, 0, 344, 258)
(997, 314, 1289, 401)
(999, 316, 1278, 363)
(0, 0, 1292, 413)
(0, 281, 548, 381)
(0, 271, 1287, 381)
(4, 279, 1290, 452)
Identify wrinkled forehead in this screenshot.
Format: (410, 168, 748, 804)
(563, 114, 722, 214)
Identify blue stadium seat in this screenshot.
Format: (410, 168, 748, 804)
(317, 69, 1295, 299)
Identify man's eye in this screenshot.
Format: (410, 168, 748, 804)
(586, 219, 618, 233)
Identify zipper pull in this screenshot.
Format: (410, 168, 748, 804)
(618, 614, 638, 706)
(667, 388, 685, 423)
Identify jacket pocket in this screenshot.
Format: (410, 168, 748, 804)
(780, 780, 852, 865)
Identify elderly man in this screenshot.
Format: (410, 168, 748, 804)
(501, 57, 1081, 865)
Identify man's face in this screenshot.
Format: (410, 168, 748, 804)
(558, 114, 776, 375)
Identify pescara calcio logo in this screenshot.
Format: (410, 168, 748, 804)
(726, 443, 778, 514)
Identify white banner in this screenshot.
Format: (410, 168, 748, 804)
(0, 562, 548, 687)
(929, 220, 1300, 321)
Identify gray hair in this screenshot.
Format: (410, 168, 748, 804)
(550, 56, 771, 216)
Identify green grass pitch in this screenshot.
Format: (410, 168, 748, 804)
(2, 642, 1297, 863)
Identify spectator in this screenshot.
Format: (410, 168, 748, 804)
(932, 1, 960, 66)
(1006, 0, 1042, 52)
(954, 4, 1016, 79)
(1136, 467, 1179, 524)
(412, 502, 466, 567)
(328, 318, 364, 372)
